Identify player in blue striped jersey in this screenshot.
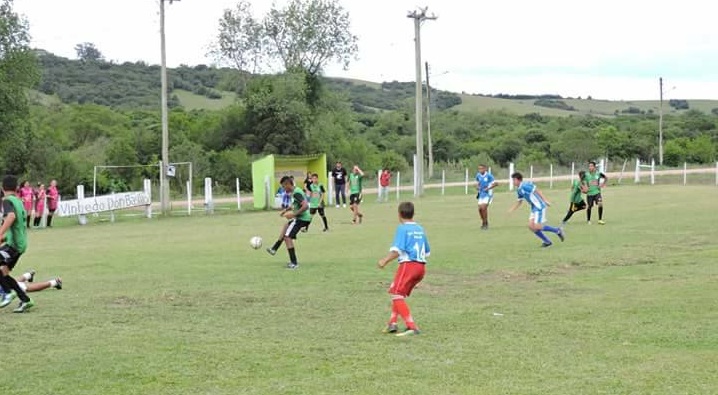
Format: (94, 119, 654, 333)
(508, 172, 565, 247)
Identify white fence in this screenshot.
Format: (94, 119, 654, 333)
(44, 160, 717, 226)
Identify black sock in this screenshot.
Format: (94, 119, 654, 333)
(34, 217, 40, 227)
(271, 239, 283, 251)
(26, 217, 31, 228)
(0, 275, 30, 302)
(562, 210, 574, 223)
(47, 215, 53, 227)
(598, 206, 603, 220)
(321, 215, 328, 229)
(288, 248, 297, 264)
(586, 208, 592, 222)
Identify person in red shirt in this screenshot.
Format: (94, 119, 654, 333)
(33, 183, 46, 227)
(378, 169, 391, 203)
(18, 181, 34, 228)
(46, 180, 59, 228)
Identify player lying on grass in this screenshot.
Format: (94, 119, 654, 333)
(0, 269, 62, 305)
(378, 201, 430, 337)
(508, 172, 565, 248)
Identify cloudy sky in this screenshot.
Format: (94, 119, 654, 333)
(14, 0, 718, 100)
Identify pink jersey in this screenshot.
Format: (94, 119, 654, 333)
(48, 186, 59, 210)
(35, 189, 46, 214)
(19, 186, 34, 211)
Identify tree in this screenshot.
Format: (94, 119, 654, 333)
(263, 0, 358, 75)
(0, 0, 39, 174)
(211, 1, 264, 91)
(74, 42, 104, 62)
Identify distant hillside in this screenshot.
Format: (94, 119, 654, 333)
(34, 50, 462, 112)
(32, 50, 718, 117)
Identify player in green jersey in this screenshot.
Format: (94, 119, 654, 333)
(301, 173, 329, 232)
(0, 175, 35, 312)
(583, 161, 607, 225)
(266, 176, 312, 269)
(348, 165, 364, 224)
(561, 171, 587, 226)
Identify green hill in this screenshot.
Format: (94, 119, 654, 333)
(33, 50, 718, 116)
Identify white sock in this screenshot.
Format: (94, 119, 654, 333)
(49, 279, 57, 288)
(22, 272, 32, 281)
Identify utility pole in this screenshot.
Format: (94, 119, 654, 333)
(425, 61, 433, 179)
(407, 7, 436, 196)
(658, 77, 664, 166)
(160, 0, 180, 215)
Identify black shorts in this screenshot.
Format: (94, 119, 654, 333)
(309, 207, 325, 216)
(570, 200, 587, 212)
(0, 245, 21, 270)
(285, 219, 311, 239)
(587, 194, 602, 207)
(350, 193, 362, 205)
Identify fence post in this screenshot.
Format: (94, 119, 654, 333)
(327, 171, 333, 206)
(716, 162, 718, 186)
(186, 180, 191, 216)
(464, 168, 469, 195)
(396, 171, 401, 201)
(634, 159, 640, 183)
(143, 179, 152, 218)
(41, 194, 48, 228)
(549, 164, 554, 189)
(264, 176, 271, 210)
(442, 169, 446, 195)
(508, 163, 515, 191)
(237, 177, 242, 210)
(109, 192, 116, 223)
(571, 162, 575, 185)
(204, 177, 214, 214)
(683, 163, 687, 186)
(650, 159, 655, 185)
(376, 170, 381, 200)
(599, 158, 605, 174)
(77, 184, 87, 225)
(529, 165, 534, 181)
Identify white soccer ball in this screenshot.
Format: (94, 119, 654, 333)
(250, 236, 263, 249)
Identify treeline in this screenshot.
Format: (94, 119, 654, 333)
(35, 51, 463, 112)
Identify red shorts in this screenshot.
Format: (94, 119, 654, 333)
(389, 262, 425, 297)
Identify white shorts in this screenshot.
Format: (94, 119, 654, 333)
(18, 281, 27, 292)
(529, 209, 547, 224)
(477, 196, 493, 205)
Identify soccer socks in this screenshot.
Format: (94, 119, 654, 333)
(392, 297, 417, 330)
(562, 210, 574, 223)
(598, 206, 604, 220)
(321, 215, 328, 230)
(542, 225, 560, 234)
(287, 248, 297, 264)
(388, 304, 398, 325)
(271, 239, 283, 251)
(533, 230, 551, 244)
(0, 276, 30, 303)
(46, 215, 53, 227)
(586, 207, 592, 222)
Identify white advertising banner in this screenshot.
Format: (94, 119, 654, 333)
(57, 191, 151, 217)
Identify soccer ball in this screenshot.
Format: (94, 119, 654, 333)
(250, 236, 263, 249)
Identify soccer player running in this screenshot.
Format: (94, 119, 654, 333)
(348, 165, 364, 224)
(303, 173, 329, 232)
(508, 172, 565, 248)
(561, 171, 588, 226)
(378, 201, 430, 337)
(0, 175, 36, 312)
(475, 164, 498, 230)
(331, 162, 348, 208)
(584, 161, 607, 225)
(266, 176, 312, 269)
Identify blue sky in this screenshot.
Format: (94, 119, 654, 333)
(14, 0, 718, 100)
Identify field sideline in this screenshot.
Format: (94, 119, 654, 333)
(3, 185, 717, 395)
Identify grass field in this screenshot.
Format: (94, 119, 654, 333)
(174, 89, 238, 111)
(4, 185, 717, 394)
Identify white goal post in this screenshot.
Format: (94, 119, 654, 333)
(93, 161, 193, 213)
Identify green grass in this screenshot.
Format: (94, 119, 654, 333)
(174, 89, 238, 111)
(4, 185, 717, 394)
